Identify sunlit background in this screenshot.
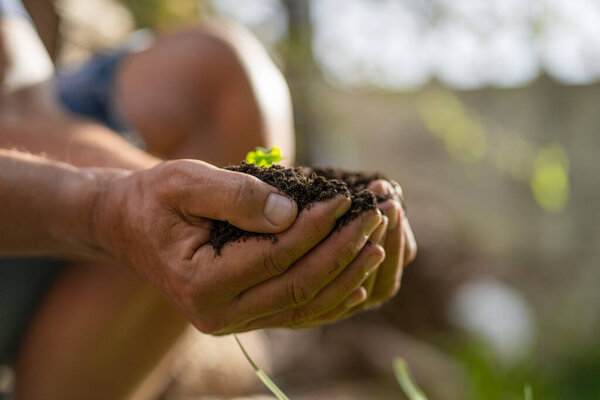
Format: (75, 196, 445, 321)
(30, 0, 600, 398)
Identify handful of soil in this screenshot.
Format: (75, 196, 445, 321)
(209, 162, 392, 254)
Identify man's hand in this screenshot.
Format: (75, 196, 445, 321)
(362, 179, 417, 305)
(93, 159, 385, 334)
(285, 179, 417, 328)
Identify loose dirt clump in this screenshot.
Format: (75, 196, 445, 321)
(209, 162, 391, 254)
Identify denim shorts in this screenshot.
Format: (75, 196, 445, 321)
(0, 11, 150, 368)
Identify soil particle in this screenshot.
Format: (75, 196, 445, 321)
(209, 162, 391, 254)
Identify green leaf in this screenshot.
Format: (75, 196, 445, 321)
(234, 335, 290, 400)
(245, 146, 283, 168)
(393, 358, 428, 400)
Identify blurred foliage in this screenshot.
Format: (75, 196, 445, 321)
(118, 0, 201, 28)
(419, 89, 487, 165)
(418, 87, 571, 214)
(449, 340, 535, 400)
(530, 145, 570, 213)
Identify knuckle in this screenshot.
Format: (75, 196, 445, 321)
(312, 219, 331, 239)
(368, 242, 386, 260)
(259, 248, 286, 277)
(151, 160, 196, 200)
(230, 176, 252, 213)
(329, 257, 346, 278)
(291, 307, 312, 326)
(288, 274, 314, 306)
(336, 241, 359, 267)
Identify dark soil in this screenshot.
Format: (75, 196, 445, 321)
(209, 162, 392, 254)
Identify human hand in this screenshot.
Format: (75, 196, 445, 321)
(92, 159, 385, 334)
(289, 179, 417, 327)
(362, 179, 417, 306)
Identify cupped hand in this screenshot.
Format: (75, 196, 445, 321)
(293, 178, 417, 328)
(360, 179, 417, 307)
(92, 159, 385, 334)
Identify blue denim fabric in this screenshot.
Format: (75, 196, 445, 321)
(56, 49, 131, 133)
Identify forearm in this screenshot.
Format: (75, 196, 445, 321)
(0, 95, 160, 171)
(0, 149, 113, 259)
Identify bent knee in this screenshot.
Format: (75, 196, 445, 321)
(118, 22, 294, 164)
(163, 23, 295, 162)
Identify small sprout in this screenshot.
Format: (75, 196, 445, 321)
(246, 146, 282, 168)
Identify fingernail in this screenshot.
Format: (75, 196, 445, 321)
(362, 212, 381, 237)
(345, 287, 367, 308)
(382, 181, 393, 196)
(364, 254, 382, 275)
(369, 217, 387, 244)
(265, 193, 294, 226)
(334, 196, 352, 219)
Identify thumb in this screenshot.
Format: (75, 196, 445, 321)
(178, 162, 298, 233)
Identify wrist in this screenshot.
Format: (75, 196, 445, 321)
(63, 166, 132, 261)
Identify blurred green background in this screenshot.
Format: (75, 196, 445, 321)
(35, 0, 600, 398)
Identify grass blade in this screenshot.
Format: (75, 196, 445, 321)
(234, 335, 290, 400)
(524, 383, 533, 400)
(393, 357, 428, 400)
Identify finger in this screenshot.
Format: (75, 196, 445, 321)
(193, 195, 352, 289)
(363, 215, 388, 299)
(168, 160, 298, 233)
(227, 210, 383, 324)
(233, 243, 384, 331)
(403, 215, 417, 265)
(367, 179, 394, 197)
(361, 199, 400, 301)
(362, 219, 387, 299)
(367, 180, 399, 229)
(388, 179, 406, 209)
(368, 215, 388, 244)
(291, 287, 368, 329)
(369, 206, 405, 305)
(378, 199, 400, 231)
(371, 179, 416, 266)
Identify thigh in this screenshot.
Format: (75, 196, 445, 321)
(14, 260, 188, 400)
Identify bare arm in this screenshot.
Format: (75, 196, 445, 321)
(0, 149, 106, 257)
(0, 148, 390, 333)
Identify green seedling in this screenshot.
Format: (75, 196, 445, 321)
(246, 146, 282, 168)
(393, 357, 428, 400)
